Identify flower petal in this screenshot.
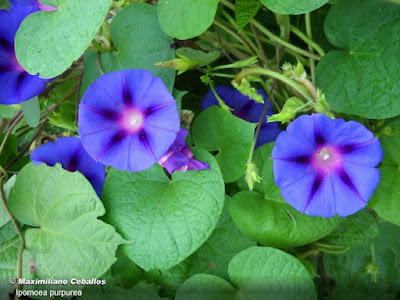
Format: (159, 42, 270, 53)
(162, 152, 189, 174)
(341, 138, 383, 168)
(255, 122, 281, 149)
(273, 158, 316, 188)
(30, 141, 60, 166)
(302, 174, 336, 217)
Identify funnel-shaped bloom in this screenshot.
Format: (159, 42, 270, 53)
(202, 86, 280, 148)
(0, 7, 51, 105)
(78, 70, 180, 173)
(30, 137, 106, 197)
(158, 128, 209, 174)
(272, 114, 383, 217)
(10, 0, 57, 11)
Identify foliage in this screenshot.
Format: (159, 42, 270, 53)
(0, 0, 399, 299)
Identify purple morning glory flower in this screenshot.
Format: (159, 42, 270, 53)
(0, 7, 51, 105)
(30, 137, 106, 197)
(272, 114, 383, 218)
(201, 86, 281, 148)
(158, 128, 209, 174)
(78, 69, 180, 173)
(10, 0, 57, 11)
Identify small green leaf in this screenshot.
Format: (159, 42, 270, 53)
(228, 247, 317, 299)
(235, 0, 262, 31)
(315, 0, 400, 119)
(21, 96, 40, 128)
(157, 0, 220, 39)
(230, 191, 341, 248)
(261, 0, 328, 14)
(176, 274, 237, 300)
(102, 148, 225, 271)
(81, 3, 175, 94)
(192, 106, 256, 183)
(323, 210, 379, 247)
(176, 47, 221, 66)
(15, 0, 112, 78)
(8, 164, 125, 287)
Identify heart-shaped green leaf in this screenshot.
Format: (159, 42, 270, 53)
(15, 0, 112, 78)
(8, 164, 125, 286)
(192, 106, 256, 183)
(80, 3, 175, 95)
(157, 0, 219, 39)
(261, 0, 328, 14)
(102, 148, 225, 271)
(230, 191, 341, 248)
(176, 247, 317, 300)
(315, 0, 400, 119)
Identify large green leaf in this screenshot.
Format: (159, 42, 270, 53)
(0, 237, 19, 297)
(102, 148, 225, 271)
(230, 191, 341, 248)
(261, 0, 328, 14)
(228, 247, 317, 299)
(15, 0, 112, 78)
(324, 222, 400, 294)
(370, 121, 400, 226)
(176, 247, 317, 300)
(192, 106, 256, 183)
(157, 0, 219, 39)
(235, 0, 262, 31)
(176, 274, 237, 300)
(8, 164, 124, 287)
(146, 196, 256, 295)
(315, 0, 400, 119)
(81, 3, 175, 94)
(323, 210, 379, 247)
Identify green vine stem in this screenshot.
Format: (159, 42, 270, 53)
(0, 176, 25, 294)
(218, 0, 321, 60)
(290, 24, 325, 57)
(234, 67, 314, 102)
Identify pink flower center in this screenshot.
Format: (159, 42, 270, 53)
(312, 146, 342, 174)
(121, 109, 144, 133)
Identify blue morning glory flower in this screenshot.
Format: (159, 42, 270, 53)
(30, 137, 106, 197)
(0, 7, 51, 105)
(158, 128, 209, 174)
(272, 114, 383, 217)
(78, 69, 180, 173)
(10, 0, 57, 11)
(201, 86, 281, 148)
